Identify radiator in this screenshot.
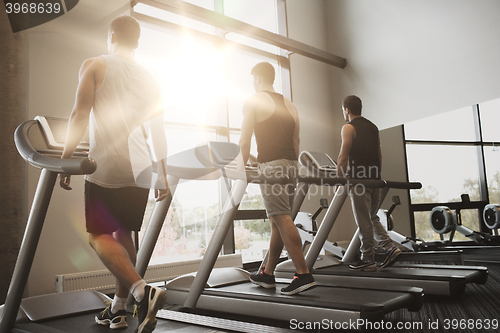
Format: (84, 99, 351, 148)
(55, 254, 242, 293)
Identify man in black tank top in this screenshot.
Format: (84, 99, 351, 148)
(337, 95, 401, 271)
(239, 62, 316, 295)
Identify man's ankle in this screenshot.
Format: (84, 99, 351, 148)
(296, 272, 310, 279)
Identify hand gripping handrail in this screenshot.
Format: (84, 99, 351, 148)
(14, 120, 96, 175)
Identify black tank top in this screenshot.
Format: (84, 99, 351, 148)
(348, 117, 381, 179)
(254, 91, 297, 163)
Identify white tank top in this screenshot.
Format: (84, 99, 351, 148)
(85, 55, 162, 188)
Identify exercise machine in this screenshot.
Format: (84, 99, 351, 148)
(428, 194, 500, 246)
(295, 198, 346, 260)
(275, 151, 488, 296)
(0, 117, 109, 333)
(412, 198, 500, 263)
(483, 203, 500, 235)
(164, 150, 424, 324)
(1, 117, 291, 333)
(373, 196, 465, 264)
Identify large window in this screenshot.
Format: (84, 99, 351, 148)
(405, 100, 500, 242)
(133, 1, 288, 264)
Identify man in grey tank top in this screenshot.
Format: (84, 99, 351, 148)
(337, 95, 401, 271)
(59, 16, 167, 333)
(239, 62, 316, 295)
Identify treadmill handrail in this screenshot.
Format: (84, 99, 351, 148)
(384, 180, 422, 190)
(298, 175, 346, 186)
(14, 120, 97, 175)
(347, 178, 386, 188)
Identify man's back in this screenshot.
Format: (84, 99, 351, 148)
(87, 54, 162, 187)
(252, 91, 298, 163)
(348, 117, 380, 179)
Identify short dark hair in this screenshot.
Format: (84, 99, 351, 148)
(343, 95, 362, 115)
(251, 62, 275, 84)
(109, 16, 141, 49)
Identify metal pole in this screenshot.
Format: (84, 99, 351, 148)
(343, 229, 361, 263)
(291, 182, 309, 219)
(305, 186, 348, 269)
(0, 169, 57, 333)
(183, 178, 247, 308)
(127, 175, 178, 306)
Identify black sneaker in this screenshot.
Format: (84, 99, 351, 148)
(381, 246, 402, 268)
(280, 273, 316, 295)
(249, 269, 276, 289)
(349, 259, 376, 271)
(134, 285, 167, 333)
(95, 303, 128, 329)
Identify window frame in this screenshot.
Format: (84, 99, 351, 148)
(404, 104, 499, 238)
(132, 0, 291, 260)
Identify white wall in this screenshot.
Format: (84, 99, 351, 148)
(286, 0, 357, 242)
(325, 0, 500, 130)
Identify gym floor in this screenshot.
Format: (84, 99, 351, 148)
(14, 261, 499, 332)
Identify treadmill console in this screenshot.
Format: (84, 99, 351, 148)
(194, 141, 240, 169)
(300, 151, 337, 172)
(35, 116, 89, 151)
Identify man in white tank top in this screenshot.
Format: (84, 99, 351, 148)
(59, 16, 167, 333)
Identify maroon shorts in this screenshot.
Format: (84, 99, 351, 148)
(85, 181, 149, 234)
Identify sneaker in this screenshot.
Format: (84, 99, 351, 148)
(134, 285, 167, 333)
(95, 303, 128, 329)
(381, 246, 402, 268)
(349, 259, 376, 271)
(249, 269, 276, 289)
(280, 273, 316, 295)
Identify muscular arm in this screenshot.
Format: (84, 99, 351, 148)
(292, 106, 300, 159)
(337, 124, 355, 178)
(239, 98, 256, 165)
(143, 95, 169, 201)
(60, 58, 103, 190)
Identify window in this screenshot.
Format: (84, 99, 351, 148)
(133, 1, 287, 263)
(479, 98, 500, 142)
(404, 106, 477, 142)
(404, 101, 500, 241)
(406, 144, 481, 203)
(484, 146, 500, 204)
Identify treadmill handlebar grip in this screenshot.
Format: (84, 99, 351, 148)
(15, 121, 97, 175)
(298, 176, 347, 186)
(346, 179, 386, 188)
(384, 180, 422, 190)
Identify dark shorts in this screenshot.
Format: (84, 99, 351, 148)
(85, 181, 149, 234)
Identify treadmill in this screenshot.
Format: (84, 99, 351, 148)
(164, 149, 424, 324)
(0, 117, 231, 333)
(275, 151, 488, 296)
(0, 117, 110, 333)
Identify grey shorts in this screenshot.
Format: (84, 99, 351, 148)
(258, 159, 298, 217)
